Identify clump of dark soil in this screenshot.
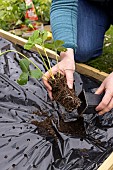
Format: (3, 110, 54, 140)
(58, 117, 86, 137)
(31, 114, 85, 139)
(32, 110, 48, 117)
(49, 73, 81, 112)
(31, 117, 56, 138)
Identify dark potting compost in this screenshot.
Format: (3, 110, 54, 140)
(49, 73, 81, 112)
(0, 38, 113, 170)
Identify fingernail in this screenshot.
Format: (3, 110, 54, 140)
(95, 106, 99, 111)
(98, 112, 102, 115)
(68, 84, 73, 89)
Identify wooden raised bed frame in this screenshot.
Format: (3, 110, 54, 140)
(0, 29, 112, 170)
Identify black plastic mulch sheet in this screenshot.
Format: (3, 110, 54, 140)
(0, 38, 113, 170)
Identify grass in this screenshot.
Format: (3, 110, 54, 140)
(87, 25, 113, 74)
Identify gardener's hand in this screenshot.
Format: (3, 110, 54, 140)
(42, 48, 75, 99)
(95, 72, 113, 115)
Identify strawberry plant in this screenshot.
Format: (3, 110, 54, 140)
(22, 30, 81, 112)
(0, 30, 81, 112)
(0, 30, 66, 85)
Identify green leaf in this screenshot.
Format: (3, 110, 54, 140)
(25, 19, 31, 25)
(30, 69, 43, 79)
(28, 23, 34, 29)
(57, 46, 67, 52)
(54, 40, 65, 49)
(41, 30, 48, 42)
(19, 59, 30, 73)
(17, 72, 29, 85)
(24, 30, 43, 50)
(44, 43, 55, 50)
(34, 38, 42, 45)
(24, 43, 34, 50)
(44, 40, 67, 52)
(29, 30, 40, 42)
(26, 4, 32, 10)
(0, 11, 5, 18)
(16, 19, 22, 26)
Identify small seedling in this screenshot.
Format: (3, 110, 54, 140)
(0, 30, 81, 113)
(0, 30, 67, 85)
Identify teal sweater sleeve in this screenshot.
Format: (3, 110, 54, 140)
(50, 0, 78, 51)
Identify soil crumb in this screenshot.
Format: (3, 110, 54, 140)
(31, 115, 85, 139)
(49, 74, 81, 112)
(31, 117, 56, 138)
(32, 110, 48, 117)
(58, 117, 86, 137)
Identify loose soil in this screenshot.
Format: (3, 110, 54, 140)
(31, 75, 85, 139)
(58, 117, 85, 137)
(31, 113, 85, 139)
(49, 74, 81, 112)
(31, 117, 56, 138)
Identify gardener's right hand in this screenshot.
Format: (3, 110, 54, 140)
(42, 48, 75, 99)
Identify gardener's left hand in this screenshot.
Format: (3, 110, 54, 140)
(95, 72, 113, 115)
(42, 48, 75, 100)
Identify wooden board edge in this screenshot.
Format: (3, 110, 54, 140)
(0, 29, 109, 82)
(98, 152, 113, 170)
(76, 63, 109, 82)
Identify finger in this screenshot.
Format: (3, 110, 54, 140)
(42, 76, 53, 100)
(42, 65, 59, 90)
(42, 65, 60, 99)
(42, 73, 52, 91)
(47, 89, 53, 100)
(44, 65, 60, 80)
(98, 97, 113, 115)
(95, 83, 104, 95)
(65, 69, 74, 89)
(43, 79, 52, 91)
(96, 90, 113, 111)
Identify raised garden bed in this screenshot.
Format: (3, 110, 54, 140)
(0, 29, 113, 170)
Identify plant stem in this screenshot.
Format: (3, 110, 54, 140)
(55, 50, 60, 76)
(35, 46, 49, 71)
(0, 49, 44, 75)
(42, 46, 54, 79)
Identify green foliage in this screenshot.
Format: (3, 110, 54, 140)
(19, 30, 66, 85)
(24, 30, 67, 53)
(30, 69, 43, 79)
(33, 0, 51, 22)
(87, 26, 113, 74)
(0, 0, 51, 30)
(44, 40, 67, 53)
(19, 59, 30, 73)
(17, 72, 29, 85)
(17, 58, 42, 85)
(0, 30, 66, 86)
(0, 0, 26, 30)
(24, 30, 42, 50)
(40, 30, 48, 43)
(24, 30, 49, 50)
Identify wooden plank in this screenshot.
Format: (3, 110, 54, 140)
(76, 63, 109, 82)
(0, 29, 109, 82)
(98, 152, 113, 170)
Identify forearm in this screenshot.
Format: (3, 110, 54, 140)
(50, 0, 78, 51)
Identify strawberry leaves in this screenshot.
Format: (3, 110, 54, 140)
(17, 58, 42, 85)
